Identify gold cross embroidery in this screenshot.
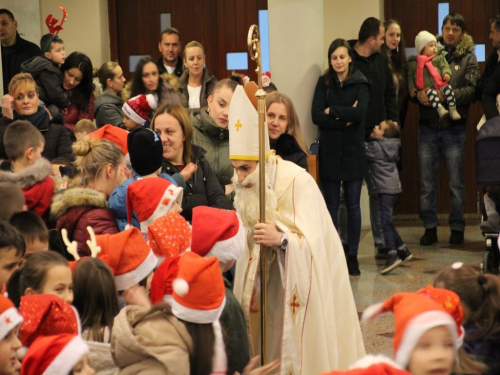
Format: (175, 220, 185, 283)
(235, 119, 242, 131)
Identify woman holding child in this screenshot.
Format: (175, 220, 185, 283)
(311, 38, 370, 276)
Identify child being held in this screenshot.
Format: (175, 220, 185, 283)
(20, 33, 68, 115)
(74, 119, 97, 142)
(365, 120, 412, 274)
(408, 31, 461, 120)
(9, 211, 48, 265)
(0, 121, 55, 221)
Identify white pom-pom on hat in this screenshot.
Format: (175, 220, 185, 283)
(451, 262, 463, 269)
(173, 278, 189, 296)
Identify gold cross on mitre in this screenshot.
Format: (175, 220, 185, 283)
(235, 119, 242, 131)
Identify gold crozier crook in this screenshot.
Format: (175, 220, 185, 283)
(247, 24, 268, 366)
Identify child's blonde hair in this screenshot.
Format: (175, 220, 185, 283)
(74, 119, 96, 135)
(72, 138, 124, 181)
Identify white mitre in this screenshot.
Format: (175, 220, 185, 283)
(228, 85, 270, 161)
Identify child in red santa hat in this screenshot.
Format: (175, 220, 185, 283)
(122, 93, 157, 131)
(362, 288, 463, 375)
(21, 334, 94, 375)
(321, 355, 411, 375)
(0, 295, 24, 374)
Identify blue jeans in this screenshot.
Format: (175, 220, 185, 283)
(339, 174, 386, 249)
(323, 180, 363, 255)
(379, 194, 405, 251)
(418, 124, 466, 231)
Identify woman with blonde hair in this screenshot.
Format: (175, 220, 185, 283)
(266, 91, 309, 170)
(51, 138, 125, 256)
(94, 61, 126, 128)
(151, 103, 231, 221)
(179, 41, 218, 111)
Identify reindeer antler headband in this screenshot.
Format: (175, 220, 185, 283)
(44, 6, 67, 53)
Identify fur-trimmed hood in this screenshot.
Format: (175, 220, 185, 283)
(437, 33, 475, 58)
(0, 158, 52, 189)
(51, 187, 109, 219)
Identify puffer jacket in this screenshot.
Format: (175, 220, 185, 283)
(21, 56, 68, 109)
(161, 145, 232, 222)
(191, 108, 232, 187)
(111, 305, 193, 374)
(94, 91, 123, 128)
(407, 51, 452, 91)
(179, 68, 218, 111)
(51, 187, 119, 257)
(0, 111, 74, 162)
(411, 34, 479, 129)
(364, 137, 402, 195)
(270, 133, 308, 171)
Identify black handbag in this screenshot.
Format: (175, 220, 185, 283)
(310, 130, 320, 155)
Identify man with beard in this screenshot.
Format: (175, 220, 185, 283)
(156, 27, 184, 78)
(230, 85, 365, 374)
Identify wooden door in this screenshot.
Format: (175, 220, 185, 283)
(385, 0, 500, 216)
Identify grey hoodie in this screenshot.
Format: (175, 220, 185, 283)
(364, 137, 402, 194)
(94, 92, 124, 128)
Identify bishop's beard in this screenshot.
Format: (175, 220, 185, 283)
(232, 161, 279, 247)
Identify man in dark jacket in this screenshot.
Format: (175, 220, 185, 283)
(0, 9, 42, 95)
(157, 27, 184, 78)
(340, 17, 399, 258)
(478, 15, 500, 120)
(415, 13, 479, 246)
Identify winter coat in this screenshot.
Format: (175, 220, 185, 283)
(94, 92, 123, 128)
(364, 137, 402, 194)
(1, 32, 42, 94)
(191, 108, 233, 187)
(0, 111, 74, 162)
(63, 94, 95, 133)
(20, 56, 68, 109)
(157, 55, 184, 78)
(158, 74, 182, 107)
(109, 173, 182, 231)
(0, 158, 55, 220)
(51, 187, 119, 257)
(179, 68, 218, 111)
(111, 305, 193, 374)
(407, 52, 452, 91)
(161, 145, 232, 222)
(348, 40, 399, 137)
(270, 133, 308, 171)
(311, 68, 370, 182)
(476, 49, 500, 101)
(220, 278, 251, 375)
(481, 60, 500, 120)
(412, 34, 479, 129)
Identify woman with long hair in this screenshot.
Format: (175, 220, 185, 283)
(311, 38, 370, 276)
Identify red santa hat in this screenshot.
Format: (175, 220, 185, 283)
(262, 71, 271, 88)
(322, 355, 411, 375)
(0, 295, 23, 341)
(191, 207, 246, 263)
(150, 255, 180, 304)
(96, 227, 158, 291)
(21, 334, 89, 375)
(362, 292, 459, 368)
(172, 251, 227, 373)
(89, 124, 129, 156)
(148, 212, 191, 264)
(122, 94, 158, 126)
(127, 178, 183, 234)
(19, 295, 81, 348)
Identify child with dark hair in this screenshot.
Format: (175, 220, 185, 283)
(0, 182, 25, 221)
(366, 120, 412, 274)
(9, 211, 48, 265)
(0, 221, 25, 289)
(0, 120, 55, 221)
(434, 263, 500, 374)
(20, 33, 68, 115)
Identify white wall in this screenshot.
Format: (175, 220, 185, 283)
(39, 0, 110, 68)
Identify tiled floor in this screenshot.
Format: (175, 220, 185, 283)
(351, 225, 485, 357)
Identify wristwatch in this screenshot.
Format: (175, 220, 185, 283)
(279, 232, 288, 251)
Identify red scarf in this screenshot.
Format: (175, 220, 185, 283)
(416, 54, 446, 90)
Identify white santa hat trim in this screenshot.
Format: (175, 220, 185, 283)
(348, 354, 405, 370)
(0, 307, 23, 341)
(114, 249, 158, 291)
(163, 295, 174, 305)
(395, 310, 457, 367)
(42, 335, 89, 375)
(172, 297, 226, 324)
(122, 94, 157, 127)
(205, 213, 247, 263)
(211, 320, 228, 373)
(138, 186, 183, 234)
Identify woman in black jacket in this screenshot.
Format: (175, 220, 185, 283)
(0, 72, 74, 161)
(311, 38, 370, 276)
(265, 91, 309, 170)
(151, 103, 232, 222)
